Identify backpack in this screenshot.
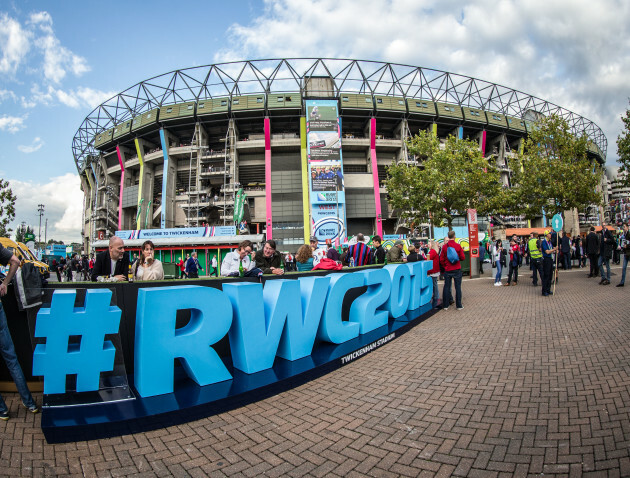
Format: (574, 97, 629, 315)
(446, 245, 459, 264)
(511, 249, 520, 267)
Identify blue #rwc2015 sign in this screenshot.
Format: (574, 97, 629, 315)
(33, 263, 433, 398)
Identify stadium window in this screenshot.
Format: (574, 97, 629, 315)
(187, 105, 193, 110)
(221, 100, 228, 106)
(198, 103, 205, 108)
(285, 96, 292, 102)
(277, 97, 284, 102)
(256, 97, 263, 103)
(342, 97, 349, 102)
(365, 97, 372, 102)
(377, 98, 383, 103)
(398, 100, 404, 105)
(166, 107, 173, 113)
(147, 113, 152, 119)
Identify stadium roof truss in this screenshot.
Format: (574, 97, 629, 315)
(73, 58, 608, 172)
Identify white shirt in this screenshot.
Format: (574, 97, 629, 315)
(312, 248, 326, 266)
(220, 250, 254, 276)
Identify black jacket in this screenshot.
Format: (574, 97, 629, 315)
(600, 228, 616, 258)
(585, 232, 599, 255)
(91, 250, 130, 281)
(561, 235, 571, 254)
(253, 250, 283, 274)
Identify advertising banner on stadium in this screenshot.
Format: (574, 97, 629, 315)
(305, 100, 347, 244)
(116, 225, 236, 240)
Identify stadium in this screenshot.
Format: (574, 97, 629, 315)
(74, 58, 608, 254)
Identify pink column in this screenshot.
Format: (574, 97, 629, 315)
(116, 146, 125, 230)
(481, 130, 487, 157)
(264, 118, 272, 239)
(370, 118, 383, 236)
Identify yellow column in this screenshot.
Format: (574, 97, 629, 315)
(300, 117, 311, 242)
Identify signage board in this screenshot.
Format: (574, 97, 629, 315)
(305, 100, 347, 245)
(116, 226, 236, 241)
(467, 209, 479, 258)
(551, 213, 563, 232)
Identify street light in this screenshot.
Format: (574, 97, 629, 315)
(37, 204, 45, 250)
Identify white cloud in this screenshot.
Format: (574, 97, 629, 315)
(217, 0, 630, 161)
(8, 173, 84, 243)
(1, 11, 89, 84)
(74, 87, 117, 109)
(0, 12, 31, 74)
(0, 114, 27, 133)
(20, 83, 117, 109)
(18, 137, 44, 153)
(0, 88, 17, 103)
(30, 11, 90, 83)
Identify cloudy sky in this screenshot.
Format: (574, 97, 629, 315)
(1, 0, 628, 243)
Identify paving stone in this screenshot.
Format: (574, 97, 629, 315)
(3, 267, 630, 476)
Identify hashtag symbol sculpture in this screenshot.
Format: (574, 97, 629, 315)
(33, 289, 122, 395)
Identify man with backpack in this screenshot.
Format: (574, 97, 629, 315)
(439, 230, 465, 310)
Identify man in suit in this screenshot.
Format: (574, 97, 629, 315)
(91, 236, 130, 282)
(585, 226, 599, 278)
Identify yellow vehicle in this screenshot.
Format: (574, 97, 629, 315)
(0, 237, 50, 278)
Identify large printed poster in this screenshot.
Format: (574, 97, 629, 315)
(306, 100, 347, 244)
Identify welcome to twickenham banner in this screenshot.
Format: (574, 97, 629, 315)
(305, 99, 347, 245)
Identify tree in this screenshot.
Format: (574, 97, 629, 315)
(47, 238, 65, 245)
(617, 103, 630, 187)
(386, 130, 502, 231)
(0, 179, 17, 238)
(15, 224, 34, 243)
(508, 114, 602, 219)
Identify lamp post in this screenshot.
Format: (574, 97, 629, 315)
(37, 204, 45, 251)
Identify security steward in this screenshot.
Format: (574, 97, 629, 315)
(541, 230, 558, 296)
(528, 232, 543, 286)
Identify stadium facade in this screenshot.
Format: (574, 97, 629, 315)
(73, 59, 607, 252)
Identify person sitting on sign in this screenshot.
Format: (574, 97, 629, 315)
(296, 245, 314, 272)
(91, 236, 130, 282)
(253, 240, 284, 275)
(131, 240, 164, 281)
(326, 239, 340, 261)
(387, 240, 406, 263)
(310, 236, 326, 266)
(221, 240, 263, 277)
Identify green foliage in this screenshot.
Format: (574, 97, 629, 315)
(617, 103, 630, 187)
(0, 179, 17, 238)
(508, 114, 602, 218)
(47, 238, 65, 245)
(386, 130, 502, 230)
(15, 224, 34, 243)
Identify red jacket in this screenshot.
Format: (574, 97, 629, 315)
(428, 249, 440, 275)
(439, 240, 465, 271)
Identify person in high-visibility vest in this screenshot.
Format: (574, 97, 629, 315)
(528, 232, 543, 287)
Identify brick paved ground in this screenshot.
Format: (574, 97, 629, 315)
(1, 264, 630, 477)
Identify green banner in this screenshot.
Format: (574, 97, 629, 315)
(233, 188, 247, 224)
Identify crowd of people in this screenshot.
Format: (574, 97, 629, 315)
(487, 222, 630, 295)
